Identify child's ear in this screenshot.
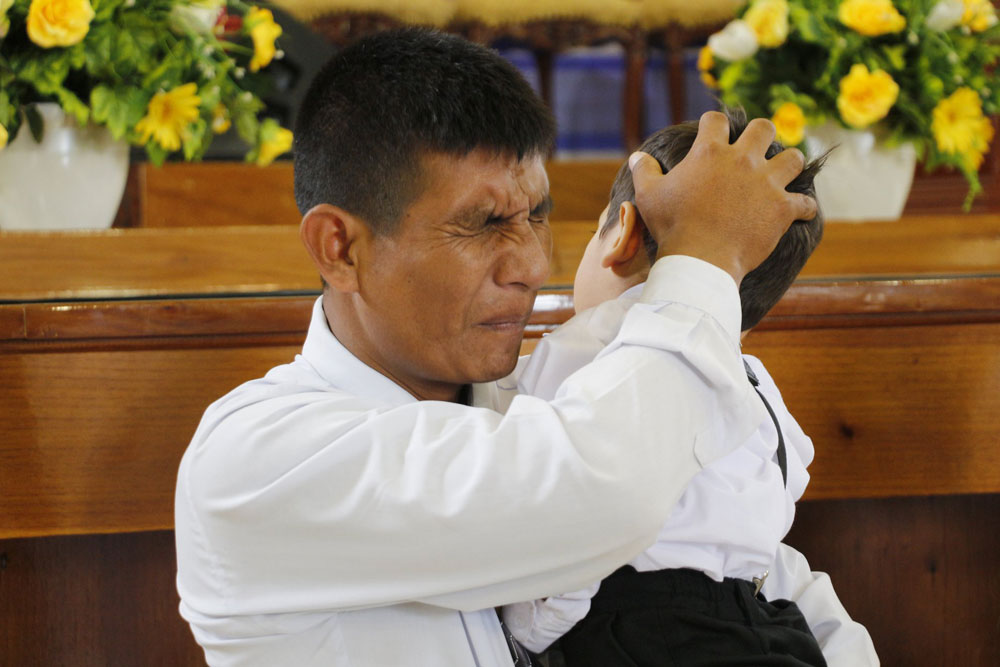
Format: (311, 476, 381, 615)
(600, 201, 645, 269)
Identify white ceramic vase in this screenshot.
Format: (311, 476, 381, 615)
(0, 103, 129, 230)
(803, 122, 917, 222)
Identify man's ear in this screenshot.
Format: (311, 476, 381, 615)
(299, 204, 370, 293)
(600, 201, 644, 270)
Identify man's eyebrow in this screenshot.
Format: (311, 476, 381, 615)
(531, 196, 553, 217)
(445, 203, 494, 228)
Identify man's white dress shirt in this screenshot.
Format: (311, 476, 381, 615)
(175, 257, 767, 666)
(502, 284, 879, 666)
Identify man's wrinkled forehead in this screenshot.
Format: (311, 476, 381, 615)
(418, 148, 550, 217)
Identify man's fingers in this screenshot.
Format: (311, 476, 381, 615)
(734, 117, 777, 152)
(768, 146, 807, 186)
(786, 192, 818, 223)
(690, 111, 732, 152)
(628, 151, 665, 192)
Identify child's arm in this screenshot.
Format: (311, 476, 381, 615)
(501, 582, 601, 653)
(764, 543, 880, 666)
(517, 290, 638, 400)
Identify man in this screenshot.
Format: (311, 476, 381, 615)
(175, 29, 816, 666)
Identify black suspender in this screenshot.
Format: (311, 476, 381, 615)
(744, 360, 788, 488)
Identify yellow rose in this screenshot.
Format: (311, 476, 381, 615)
(962, 0, 998, 32)
(0, 123, 8, 151)
(697, 46, 717, 88)
(744, 0, 789, 47)
(932, 87, 994, 169)
(838, 0, 906, 36)
(27, 0, 94, 48)
(837, 63, 899, 128)
(246, 7, 282, 73)
(256, 126, 292, 166)
(772, 102, 806, 145)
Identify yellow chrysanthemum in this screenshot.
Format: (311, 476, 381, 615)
(838, 0, 906, 36)
(246, 7, 282, 73)
(26, 0, 94, 48)
(134, 83, 202, 151)
(932, 87, 994, 169)
(744, 0, 789, 47)
(961, 0, 998, 32)
(837, 63, 899, 128)
(0, 123, 8, 151)
(211, 103, 231, 134)
(256, 126, 293, 166)
(697, 46, 717, 88)
(772, 102, 806, 145)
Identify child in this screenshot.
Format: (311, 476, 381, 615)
(501, 110, 878, 666)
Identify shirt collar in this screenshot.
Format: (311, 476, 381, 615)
(300, 297, 419, 407)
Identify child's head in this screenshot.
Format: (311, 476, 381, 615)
(573, 108, 825, 331)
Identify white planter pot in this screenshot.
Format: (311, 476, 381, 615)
(0, 103, 129, 231)
(803, 122, 917, 222)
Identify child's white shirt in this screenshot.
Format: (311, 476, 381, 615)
(501, 282, 879, 667)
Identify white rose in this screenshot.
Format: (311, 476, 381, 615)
(926, 0, 964, 31)
(169, 3, 222, 35)
(707, 20, 760, 62)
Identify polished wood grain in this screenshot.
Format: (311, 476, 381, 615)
(121, 158, 998, 231)
(140, 162, 299, 228)
(544, 214, 1000, 287)
(3, 498, 995, 667)
(786, 494, 1000, 666)
(0, 345, 301, 538)
(0, 531, 206, 666)
(4, 214, 1000, 301)
(134, 160, 622, 230)
(2, 289, 998, 538)
(0, 226, 318, 301)
(743, 322, 1000, 500)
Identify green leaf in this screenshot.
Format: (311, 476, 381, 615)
(84, 23, 115, 76)
(789, 6, 822, 42)
(882, 45, 907, 71)
(182, 117, 208, 161)
(233, 107, 259, 145)
(57, 88, 89, 125)
(90, 85, 147, 140)
(25, 104, 44, 142)
(145, 141, 168, 167)
(16, 52, 71, 95)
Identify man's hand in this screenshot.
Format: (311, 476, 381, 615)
(629, 111, 817, 284)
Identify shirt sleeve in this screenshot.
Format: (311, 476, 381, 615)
(501, 583, 599, 654)
(176, 256, 767, 617)
(763, 543, 880, 666)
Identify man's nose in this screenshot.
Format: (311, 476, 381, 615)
(496, 220, 552, 290)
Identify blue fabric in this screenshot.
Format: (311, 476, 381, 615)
(499, 46, 718, 157)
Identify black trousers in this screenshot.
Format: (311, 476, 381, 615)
(557, 567, 827, 667)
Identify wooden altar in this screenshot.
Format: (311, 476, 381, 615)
(1, 211, 998, 664)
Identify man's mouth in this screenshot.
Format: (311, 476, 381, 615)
(478, 311, 531, 332)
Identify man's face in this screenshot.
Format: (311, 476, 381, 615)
(354, 149, 552, 397)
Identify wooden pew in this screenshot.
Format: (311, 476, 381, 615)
(2, 216, 999, 665)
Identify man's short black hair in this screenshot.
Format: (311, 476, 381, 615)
(602, 108, 825, 331)
(293, 28, 556, 234)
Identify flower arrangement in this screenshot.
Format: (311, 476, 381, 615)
(0, 0, 292, 165)
(699, 0, 1000, 207)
